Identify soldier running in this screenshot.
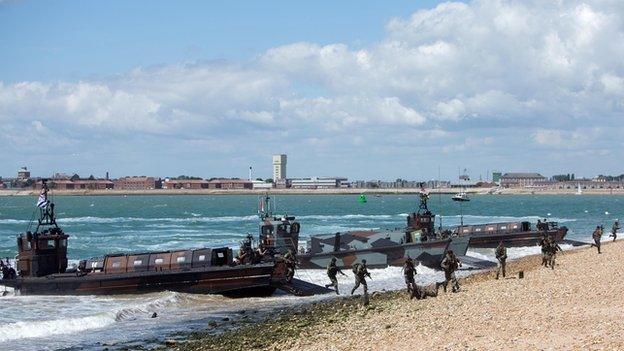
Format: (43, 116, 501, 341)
(402, 257, 417, 298)
(283, 249, 297, 283)
(350, 259, 371, 297)
(591, 225, 603, 254)
(495, 242, 507, 279)
(325, 257, 346, 294)
(441, 250, 462, 293)
(610, 220, 620, 242)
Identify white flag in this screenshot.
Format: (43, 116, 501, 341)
(36, 187, 48, 208)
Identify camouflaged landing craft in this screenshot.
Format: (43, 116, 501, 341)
(297, 192, 471, 270)
(0, 184, 298, 296)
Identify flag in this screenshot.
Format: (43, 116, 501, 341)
(36, 187, 48, 208)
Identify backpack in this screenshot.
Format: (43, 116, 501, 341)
(352, 263, 361, 274)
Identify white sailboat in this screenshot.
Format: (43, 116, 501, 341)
(575, 183, 582, 195)
(452, 168, 470, 202)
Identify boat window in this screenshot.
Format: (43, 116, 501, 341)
(217, 252, 224, 258)
(261, 225, 274, 236)
(463, 228, 470, 233)
(39, 239, 56, 249)
(500, 226, 507, 230)
(133, 260, 142, 266)
(154, 258, 164, 264)
(512, 225, 518, 229)
(91, 262, 99, 268)
(475, 228, 482, 232)
(198, 255, 206, 261)
(176, 257, 186, 263)
(112, 262, 121, 268)
(60, 239, 67, 248)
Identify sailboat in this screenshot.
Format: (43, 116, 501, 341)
(575, 183, 583, 195)
(452, 169, 470, 202)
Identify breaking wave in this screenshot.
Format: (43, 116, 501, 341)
(0, 291, 186, 343)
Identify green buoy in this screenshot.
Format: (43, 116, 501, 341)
(358, 194, 367, 203)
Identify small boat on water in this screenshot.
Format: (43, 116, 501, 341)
(0, 184, 299, 296)
(452, 192, 470, 202)
(298, 191, 471, 270)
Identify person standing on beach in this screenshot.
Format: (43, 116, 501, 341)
(350, 259, 371, 297)
(495, 242, 507, 279)
(539, 235, 549, 267)
(325, 257, 346, 294)
(441, 250, 462, 293)
(402, 257, 417, 298)
(591, 226, 603, 254)
(546, 237, 562, 269)
(610, 220, 620, 242)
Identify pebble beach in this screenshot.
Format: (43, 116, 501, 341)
(178, 239, 624, 351)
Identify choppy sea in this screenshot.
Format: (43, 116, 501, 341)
(0, 194, 621, 350)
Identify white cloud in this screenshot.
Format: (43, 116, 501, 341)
(1, 0, 623, 177)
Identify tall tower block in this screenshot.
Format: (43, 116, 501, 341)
(272, 154, 287, 180)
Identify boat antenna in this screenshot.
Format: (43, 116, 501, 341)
(438, 165, 442, 232)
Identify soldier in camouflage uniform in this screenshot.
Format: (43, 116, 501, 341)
(402, 257, 417, 299)
(441, 250, 461, 293)
(610, 220, 620, 242)
(591, 225, 603, 254)
(495, 241, 507, 279)
(546, 236, 562, 269)
(325, 257, 346, 294)
(283, 249, 297, 283)
(538, 235, 549, 267)
(350, 259, 371, 297)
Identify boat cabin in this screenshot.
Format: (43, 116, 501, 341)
(16, 228, 69, 277)
(257, 195, 300, 254)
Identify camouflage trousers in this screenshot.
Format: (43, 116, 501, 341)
(612, 232, 617, 242)
(496, 259, 506, 279)
(591, 238, 601, 253)
(443, 270, 460, 293)
(404, 274, 416, 298)
(351, 276, 368, 295)
(286, 266, 295, 282)
(541, 251, 549, 267)
(545, 253, 556, 269)
(326, 276, 339, 294)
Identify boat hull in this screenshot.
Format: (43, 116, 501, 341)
(0, 263, 283, 296)
(467, 228, 567, 249)
(298, 239, 452, 270)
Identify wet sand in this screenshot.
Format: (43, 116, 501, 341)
(176, 240, 624, 351)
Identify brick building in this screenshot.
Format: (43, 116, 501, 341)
(114, 176, 162, 190)
(163, 179, 209, 189)
(208, 179, 253, 189)
(500, 173, 548, 188)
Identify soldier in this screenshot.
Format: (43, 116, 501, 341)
(350, 259, 371, 297)
(441, 250, 462, 293)
(283, 249, 297, 283)
(610, 220, 620, 242)
(495, 241, 507, 279)
(591, 225, 603, 254)
(324, 257, 346, 294)
(402, 257, 417, 298)
(546, 236, 562, 269)
(236, 235, 254, 264)
(537, 219, 543, 231)
(538, 235, 549, 267)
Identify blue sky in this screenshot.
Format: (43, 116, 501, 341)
(0, 0, 622, 181)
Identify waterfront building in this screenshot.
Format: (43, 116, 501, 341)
(290, 177, 348, 189)
(500, 173, 548, 188)
(251, 180, 273, 189)
(114, 176, 162, 190)
(272, 154, 287, 180)
(208, 178, 253, 189)
(47, 178, 114, 190)
(17, 167, 30, 180)
(163, 178, 209, 189)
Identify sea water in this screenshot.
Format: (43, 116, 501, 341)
(0, 194, 621, 350)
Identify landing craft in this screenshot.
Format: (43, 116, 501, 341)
(298, 189, 471, 270)
(0, 183, 320, 296)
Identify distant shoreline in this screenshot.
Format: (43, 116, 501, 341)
(1, 187, 623, 197)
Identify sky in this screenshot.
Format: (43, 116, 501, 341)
(0, 0, 623, 181)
